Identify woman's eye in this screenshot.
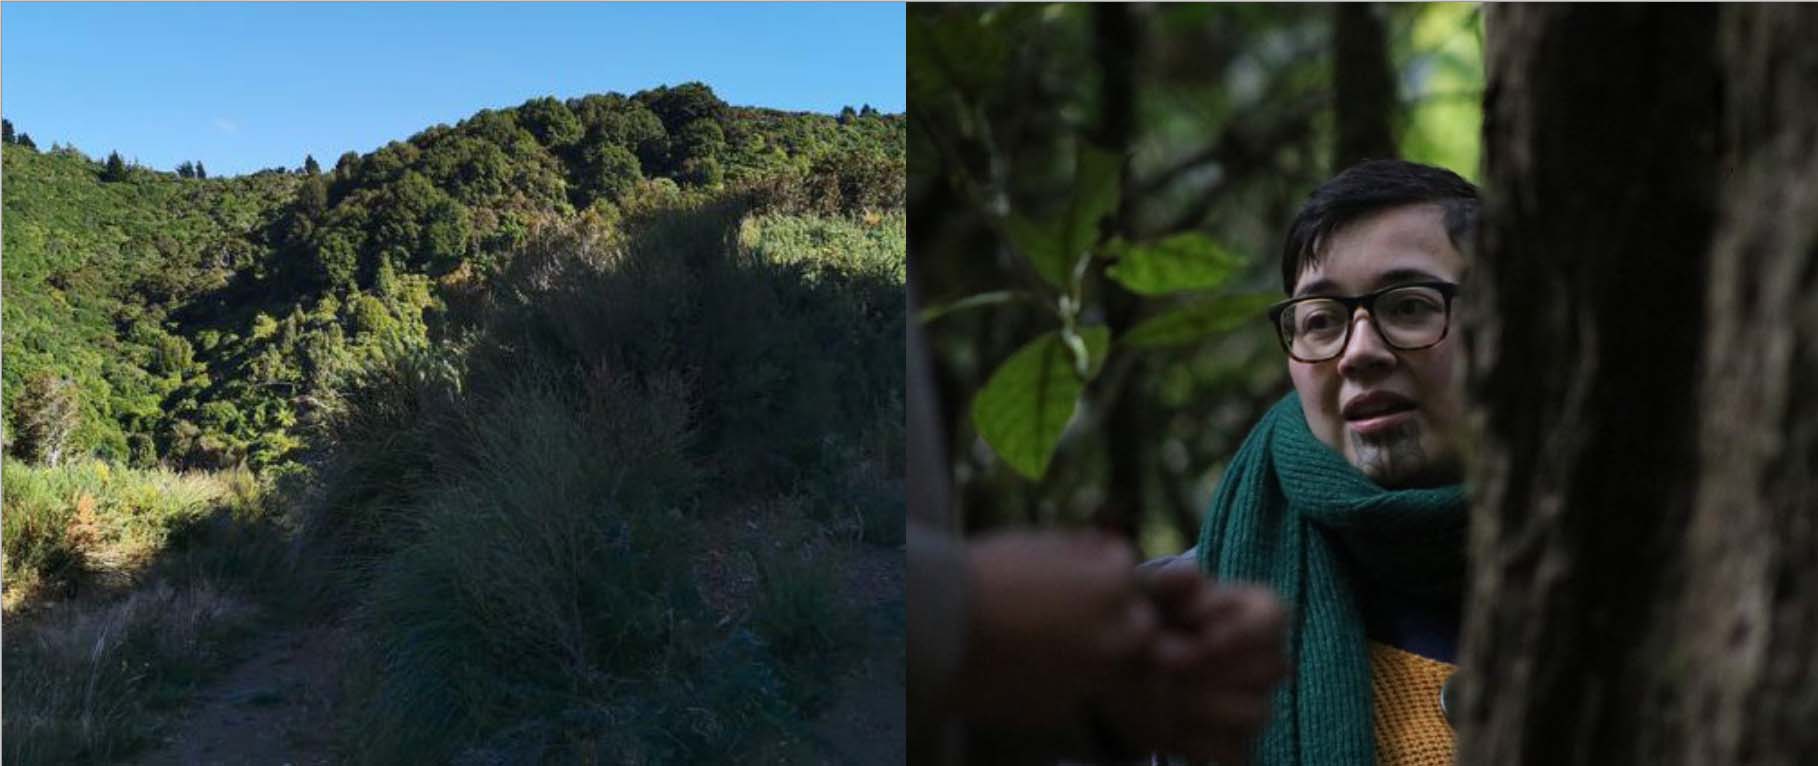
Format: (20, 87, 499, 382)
(1389, 297, 1437, 316)
(1301, 310, 1338, 332)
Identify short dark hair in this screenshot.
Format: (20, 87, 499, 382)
(1280, 159, 1479, 293)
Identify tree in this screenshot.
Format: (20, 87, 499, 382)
(283, 174, 329, 246)
(103, 150, 129, 181)
(8, 372, 79, 466)
(1333, 3, 1397, 168)
(586, 101, 669, 171)
(177, 160, 195, 179)
(678, 156, 723, 188)
(1458, 5, 1818, 763)
(518, 96, 583, 148)
(196, 161, 207, 179)
(578, 142, 643, 204)
(305, 153, 322, 175)
(315, 231, 362, 290)
(2, 118, 13, 143)
(334, 150, 361, 182)
(419, 197, 472, 276)
(296, 174, 329, 221)
(17, 133, 35, 150)
(672, 118, 726, 168)
(637, 81, 729, 134)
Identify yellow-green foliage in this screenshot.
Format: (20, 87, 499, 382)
(1, 457, 253, 604)
(3, 457, 285, 764)
(738, 210, 907, 284)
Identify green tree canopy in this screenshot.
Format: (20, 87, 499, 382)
(518, 96, 583, 149)
(103, 151, 128, 182)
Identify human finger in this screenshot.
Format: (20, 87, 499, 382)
(1192, 586, 1287, 658)
(1141, 556, 1207, 612)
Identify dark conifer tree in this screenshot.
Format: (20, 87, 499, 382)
(103, 151, 128, 181)
(17, 133, 35, 150)
(2, 119, 14, 144)
(196, 161, 207, 179)
(304, 154, 321, 176)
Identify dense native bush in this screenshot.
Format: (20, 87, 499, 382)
(2, 83, 901, 476)
(3, 82, 904, 765)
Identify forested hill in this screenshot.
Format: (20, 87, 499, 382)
(1, 83, 905, 471)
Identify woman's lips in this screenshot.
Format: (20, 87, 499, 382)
(1348, 408, 1417, 438)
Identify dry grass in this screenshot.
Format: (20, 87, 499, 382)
(2, 458, 252, 608)
(2, 457, 289, 764)
(4, 578, 260, 763)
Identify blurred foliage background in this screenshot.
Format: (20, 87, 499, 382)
(909, 3, 1484, 556)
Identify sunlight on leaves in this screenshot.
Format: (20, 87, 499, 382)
(1105, 232, 1243, 295)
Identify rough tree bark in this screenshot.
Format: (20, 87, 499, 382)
(1678, 6, 1818, 762)
(1333, 3, 1398, 169)
(1459, 5, 1818, 764)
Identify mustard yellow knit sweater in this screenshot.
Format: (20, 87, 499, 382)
(1369, 642, 1455, 766)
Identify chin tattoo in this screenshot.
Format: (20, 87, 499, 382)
(1350, 422, 1429, 485)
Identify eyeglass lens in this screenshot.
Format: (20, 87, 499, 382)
(1278, 285, 1448, 361)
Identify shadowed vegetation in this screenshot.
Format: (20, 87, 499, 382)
(3, 84, 903, 765)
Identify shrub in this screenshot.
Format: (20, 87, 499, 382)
(343, 370, 712, 764)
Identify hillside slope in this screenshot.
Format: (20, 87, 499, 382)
(2, 82, 904, 472)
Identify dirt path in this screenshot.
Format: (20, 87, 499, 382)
(125, 620, 348, 766)
(126, 538, 904, 766)
(802, 545, 906, 766)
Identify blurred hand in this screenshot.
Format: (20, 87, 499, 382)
(1102, 556, 1289, 764)
(956, 530, 1160, 734)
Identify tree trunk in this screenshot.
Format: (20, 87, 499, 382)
(1093, 2, 1148, 540)
(1333, 3, 1397, 169)
(1461, 5, 1818, 763)
(1677, 6, 1818, 762)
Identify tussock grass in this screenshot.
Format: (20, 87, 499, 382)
(2, 456, 303, 764)
(2, 458, 252, 606)
(754, 540, 866, 710)
(314, 195, 904, 763)
(3, 579, 260, 763)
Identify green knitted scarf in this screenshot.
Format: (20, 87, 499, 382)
(1194, 391, 1467, 765)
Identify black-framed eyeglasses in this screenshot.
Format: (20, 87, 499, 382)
(1267, 281, 1459, 363)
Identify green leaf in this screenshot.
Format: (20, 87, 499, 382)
(1003, 143, 1123, 292)
(916, 290, 1025, 323)
(1122, 293, 1277, 349)
(1105, 233, 1244, 295)
(1065, 143, 1122, 275)
(971, 326, 1110, 479)
(1005, 214, 1069, 290)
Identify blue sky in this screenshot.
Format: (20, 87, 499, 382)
(1, 2, 905, 177)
